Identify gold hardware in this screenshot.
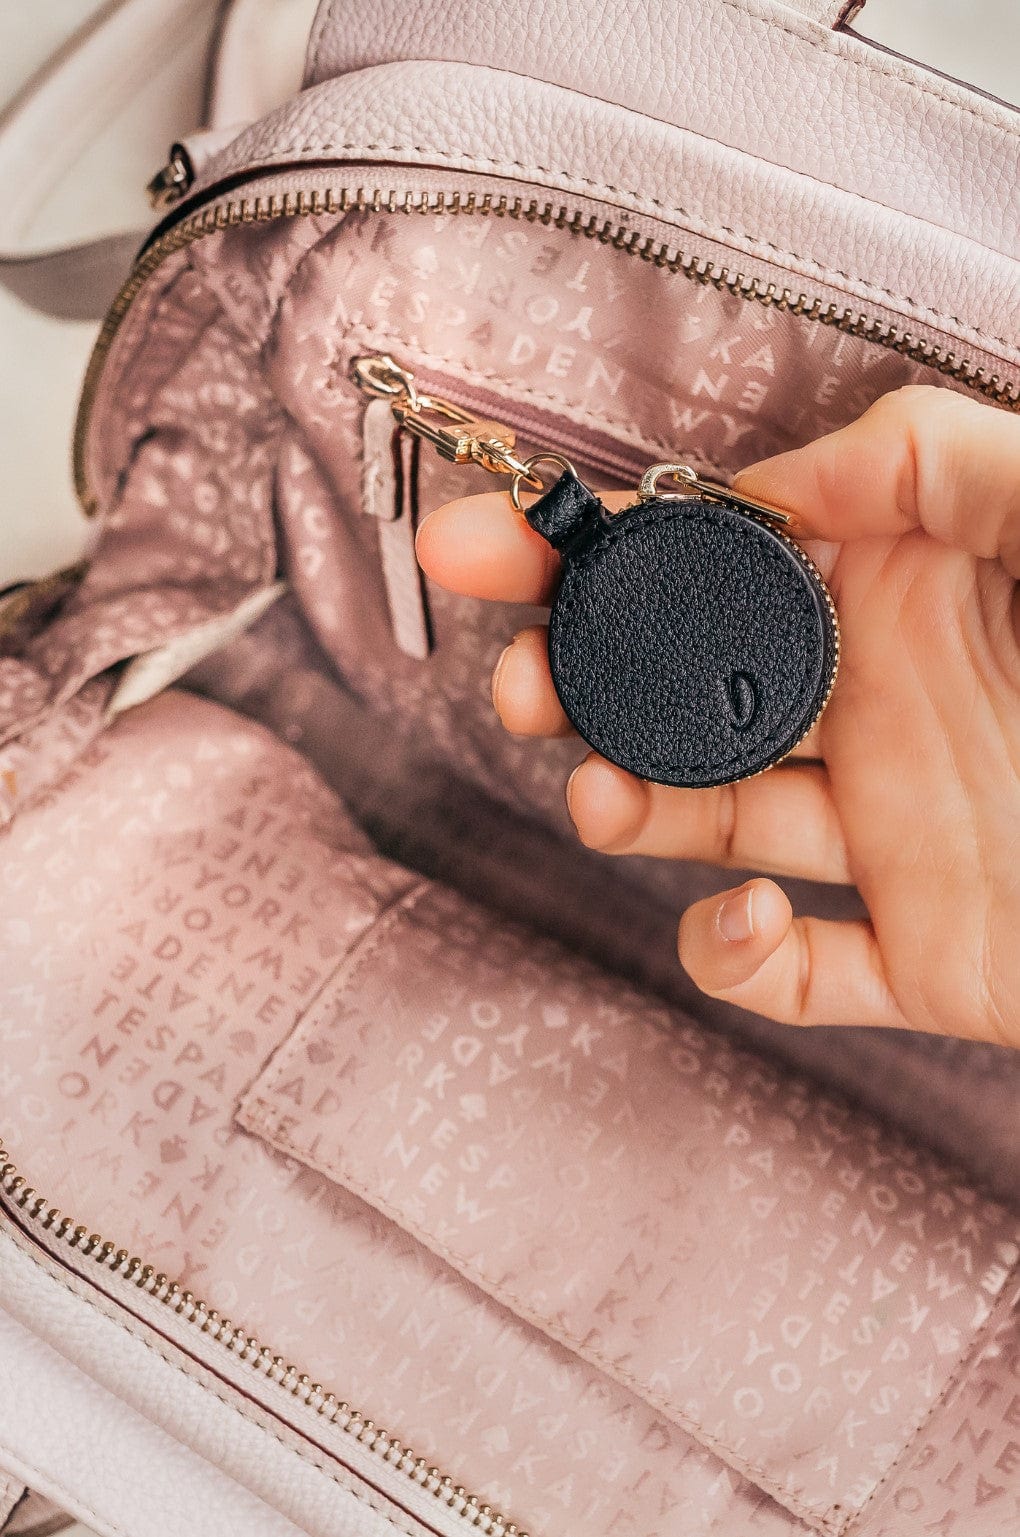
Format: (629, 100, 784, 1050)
(509, 452, 578, 512)
(350, 354, 542, 483)
(638, 462, 792, 526)
(392, 397, 511, 464)
(637, 462, 703, 500)
(146, 145, 194, 209)
(349, 352, 421, 407)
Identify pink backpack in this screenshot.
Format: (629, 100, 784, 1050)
(1, 3, 1018, 1534)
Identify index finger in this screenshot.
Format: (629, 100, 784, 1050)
(733, 385, 1020, 573)
(415, 487, 633, 604)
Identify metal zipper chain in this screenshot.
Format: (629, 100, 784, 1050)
(74, 180, 1020, 514)
(0, 1143, 527, 1537)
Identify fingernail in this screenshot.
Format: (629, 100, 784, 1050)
(413, 506, 438, 551)
(717, 883, 756, 943)
(491, 641, 513, 709)
(565, 760, 582, 819)
(565, 756, 646, 852)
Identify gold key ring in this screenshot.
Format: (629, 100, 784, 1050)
(509, 452, 578, 513)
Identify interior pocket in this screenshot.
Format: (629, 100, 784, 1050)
(236, 879, 1020, 1535)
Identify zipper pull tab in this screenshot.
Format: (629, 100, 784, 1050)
(360, 395, 432, 660)
(637, 462, 794, 529)
(391, 395, 520, 470)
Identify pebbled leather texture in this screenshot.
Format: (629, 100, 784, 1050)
(302, 0, 1020, 256)
(192, 63, 1020, 388)
(528, 474, 838, 787)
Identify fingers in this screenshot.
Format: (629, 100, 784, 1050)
(492, 626, 574, 737)
(567, 755, 850, 883)
(733, 385, 1020, 574)
(678, 878, 909, 1029)
(415, 487, 634, 603)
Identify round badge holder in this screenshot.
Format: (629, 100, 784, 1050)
(513, 459, 840, 789)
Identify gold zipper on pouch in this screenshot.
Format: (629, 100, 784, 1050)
(0, 1142, 527, 1537)
(73, 180, 1020, 515)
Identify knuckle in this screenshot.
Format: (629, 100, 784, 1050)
(714, 783, 740, 865)
(794, 919, 816, 1025)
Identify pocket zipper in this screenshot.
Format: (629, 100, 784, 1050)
(351, 349, 801, 657)
(351, 350, 671, 659)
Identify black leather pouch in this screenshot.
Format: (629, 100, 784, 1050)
(523, 468, 839, 788)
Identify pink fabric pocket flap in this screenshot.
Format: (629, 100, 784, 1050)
(236, 882, 1020, 1534)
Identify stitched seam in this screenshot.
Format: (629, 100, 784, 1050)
(239, 883, 1016, 1532)
(723, 0, 1018, 128)
(837, 1273, 1020, 1535)
(228, 139, 1017, 353)
(300, 0, 1015, 131)
(4, 1232, 424, 1537)
(0, 1454, 124, 1537)
(242, 1106, 835, 1527)
(242, 1115, 1016, 1535)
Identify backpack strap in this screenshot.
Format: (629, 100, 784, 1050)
(0, 0, 224, 319)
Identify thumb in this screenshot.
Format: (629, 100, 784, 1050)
(733, 385, 1020, 577)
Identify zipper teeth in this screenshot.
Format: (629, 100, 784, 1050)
(74, 181, 1020, 512)
(0, 1143, 526, 1537)
(753, 518, 841, 772)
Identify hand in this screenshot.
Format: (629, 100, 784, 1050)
(416, 387, 1020, 1047)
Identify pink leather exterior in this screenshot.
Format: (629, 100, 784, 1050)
(302, 0, 1019, 259)
(189, 65, 1020, 391)
(0, 1226, 398, 1537)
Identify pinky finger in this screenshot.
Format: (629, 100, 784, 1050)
(677, 878, 909, 1030)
